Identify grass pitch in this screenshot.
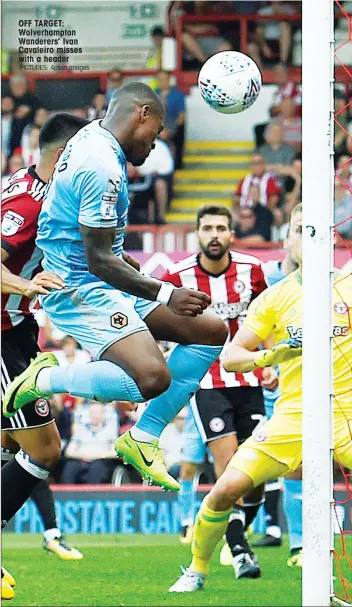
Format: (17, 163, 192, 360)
(2, 533, 351, 606)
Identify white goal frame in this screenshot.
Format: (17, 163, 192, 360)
(301, 1, 335, 606)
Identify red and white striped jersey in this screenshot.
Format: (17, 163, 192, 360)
(1, 166, 46, 331)
(162, 251, 267, 389)
(271, 81, 302, 115)
(236, 172, 281, 207)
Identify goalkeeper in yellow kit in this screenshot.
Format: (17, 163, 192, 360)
(169, 204, 352, 593)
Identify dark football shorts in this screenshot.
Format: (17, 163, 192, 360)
(191, 386, 265, 444)
(1, 316, 54, 431)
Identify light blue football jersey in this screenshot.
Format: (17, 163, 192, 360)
(262, 259, 286, 286)
(37, 120, 129, 286)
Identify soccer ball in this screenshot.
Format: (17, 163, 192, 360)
(198, 51, 262, 114)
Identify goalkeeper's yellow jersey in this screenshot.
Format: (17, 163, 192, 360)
(244, 269, 352, 413)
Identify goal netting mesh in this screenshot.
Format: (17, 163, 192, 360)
(332, 2, 352, 604)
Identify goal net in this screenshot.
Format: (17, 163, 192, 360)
(332, 1, 352, 599)
(302, 1, 351, 606)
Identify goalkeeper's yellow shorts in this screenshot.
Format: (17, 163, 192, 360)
(228, 411, 352, 487)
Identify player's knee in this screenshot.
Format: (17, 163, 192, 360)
(137, 363, 171, 400)
(211, 466, 252, 508)
(207, 480, 237, 512)
(205, 315, 228, 346)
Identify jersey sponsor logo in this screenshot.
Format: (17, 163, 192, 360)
(209, 417, 225, 433)
(209, 301, 248, 320)
(34, 398, 50, 417)
(1, 210, 25, 236)
(334, 302, 348, 315)
(332, 325, 349, 337)
(287, 324, 348, 339)
(234, 280, 245, 294)
(110, 312, 128, 329)
(286, 325, 303, 340)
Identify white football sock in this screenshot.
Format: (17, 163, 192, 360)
(266, 525, 282, 539)
(36, 368, 53, 396)
(43, 528, 61, 542)
(130, 426, 158, 442)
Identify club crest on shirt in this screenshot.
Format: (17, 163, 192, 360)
(35, 398, 50, 417)
(233, 280, 245, 294)
(334, 302, 348, 315)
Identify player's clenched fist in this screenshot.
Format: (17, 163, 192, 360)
(169, 288, 211, 316)
(156, 282, 211, 316)
(23, 271, 65, 299)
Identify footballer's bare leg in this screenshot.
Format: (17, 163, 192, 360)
(115, 309, 227, 491)
(144, 305, 228, 346)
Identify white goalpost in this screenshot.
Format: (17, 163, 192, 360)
(301, 1, 335, 606)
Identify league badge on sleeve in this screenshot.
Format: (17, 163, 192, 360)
(100, 176, 121, 220)
(2, 211, 25, 236)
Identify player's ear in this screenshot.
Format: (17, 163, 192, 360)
(55, 147, 65, 163)
(230, 230, 235, 245)
(140, 105, 149, 122)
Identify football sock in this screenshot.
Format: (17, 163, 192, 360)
(1, 450, 49, 525)
(190, 501, 232, 575)
(30, 480, 57, 531)
(134, 344, 223, 439)
(225, 506, 250, 556)
(178, 478, 197, 528)
(43, 528, 62, 542)
(243, 498, 265, 531)
(282, 478, 302, 551)
(37, 360, 144, 404)
(263, 480, 282, 537)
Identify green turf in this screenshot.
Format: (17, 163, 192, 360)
(2, 534, 351, 607)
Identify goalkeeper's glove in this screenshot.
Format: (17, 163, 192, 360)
(254, 338, 302, 368)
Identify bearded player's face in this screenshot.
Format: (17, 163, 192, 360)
(197, 214, 234, 260)
(287, 213, 302, 266)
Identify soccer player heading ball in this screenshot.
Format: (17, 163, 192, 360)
(3, 82, 228, 492)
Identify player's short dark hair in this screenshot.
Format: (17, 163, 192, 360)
(39, 113, 90, 151)
(197, 205, 234, 230)
(152, 26, 164, 37)
(108, 81, 164, 118)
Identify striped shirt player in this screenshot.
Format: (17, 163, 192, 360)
(162, 250, 267, 445)
(1, 167, 54, 431)
(236, 171, 281, 208)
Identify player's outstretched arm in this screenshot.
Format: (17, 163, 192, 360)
(224, 326, 302, 373)
(80, 225, 211, 316)
(223, 327, 263, 373)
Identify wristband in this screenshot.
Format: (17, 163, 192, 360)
(156, 283, 175, 305)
